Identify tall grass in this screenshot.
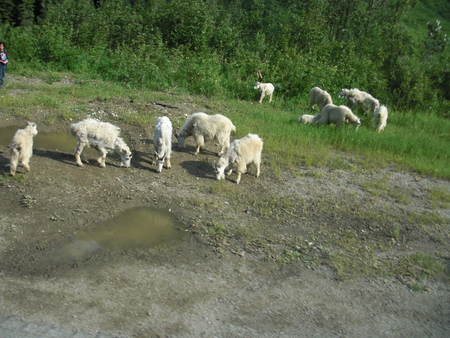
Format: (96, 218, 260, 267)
(225, 99, 450, 178)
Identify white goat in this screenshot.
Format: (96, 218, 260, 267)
(317, 103, 361, 130)
(298, 114, 322, 124)
(9, 121, 38, 176)
(337, 88, 380, 114)
(175, 112, 236, 156)
(152, 116, 172, 173)
(309, 87, 333, 112)
(254, 82, 275, 103)
(213, 133, 263, 184)
(70, 118, 132, 168)
(373, 105, 388, 132)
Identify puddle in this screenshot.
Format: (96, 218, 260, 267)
(0, 125, 123, 157)
(0, 125, 76, 152)
(46, 206, 186, 264)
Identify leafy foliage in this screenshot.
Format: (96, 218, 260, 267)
(0, 0, 449, 113)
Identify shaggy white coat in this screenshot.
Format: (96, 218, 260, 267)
(297, 114, 322, 124)
(175, 112, 236, 155)
(373, 105, 388, 132)
(317, 103, 361, 130)
(309, 87, 333, 112)
(254, 82, 275, 103)
(9, 121, 38, 176)
(213, 133, 263, 184)
(338, 88, 380, 114)
(152, 116, 172, 173)
(70, 118, 132, 168)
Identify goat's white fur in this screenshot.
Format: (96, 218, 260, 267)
(213, 133, 263, 184)
(70, 118, 132, 168)
(175, 112, 236, 156)
(152, 116, 172, 173)
(373, 105, 388, 132)
(337, 88, 380, 114)
(298, 114, 322, 124)
(9, 121, 38, 176)
(309, 87, 333, 111)
(317, 103, 361, 130)
(254, 82, 274, 103)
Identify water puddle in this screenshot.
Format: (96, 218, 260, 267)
(0, 125, 123, 157)
(46, 206, 186, 264)
(0, 125, 76, 152)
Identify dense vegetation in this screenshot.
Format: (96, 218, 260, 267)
(1, 0, 449, 114)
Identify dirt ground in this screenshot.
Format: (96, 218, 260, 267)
(0, 78, 449, 337)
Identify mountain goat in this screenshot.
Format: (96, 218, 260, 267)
(317, 104, 361, 130)
(9, 121, 38, 176)
(70, 118, 132, 168)
(309, 87, 333, 112)
(175, 112, 236, 156)
(152, 116, 172, 173)
(297, 114, 322, 124)
(373, 105, 388, 132)
(254, 82, 275, 103)
(337, 88, 380, 114)
(213, 133, 263, 184)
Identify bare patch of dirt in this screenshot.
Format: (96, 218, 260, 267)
(0, 79, 449, 337)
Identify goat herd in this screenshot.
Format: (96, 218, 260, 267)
(7, 112, 261, 184)
(7, 84, 387, 183)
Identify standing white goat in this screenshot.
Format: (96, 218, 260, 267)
(373, 105, 388, 132)
(152, 116, 172, 173)
(254, 82, 274, 103)
(175, 112, 236, 156)
(70, 118, 132, 168)
(213, 133, 263, 184)
(9, 121, 38, 176)
(317, 103, 361, 130)
(309, 87, 333, 112)
(337, 88, 380, 114)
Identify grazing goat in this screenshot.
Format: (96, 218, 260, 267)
(254, 82, 274, 103)
(9, 121, 38, 176)
(373, 105, 388, 132)
(70, 118, 132, 168)
(175, 112, 236, 156)
(309, 87, 333, 112)
(152, 116, 172, 173)
(297, 114, 322, 124)
(317, 104, 361, 130)
(337, 88, 380, 114)
(213, 133, 263, 184)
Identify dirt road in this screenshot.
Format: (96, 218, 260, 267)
(0, 91, 449, 337)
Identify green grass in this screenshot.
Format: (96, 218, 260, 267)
(224, 100, 450, 178)
(2, 68, 449, 179)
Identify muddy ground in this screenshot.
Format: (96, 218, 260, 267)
(0, 77, 449, 337)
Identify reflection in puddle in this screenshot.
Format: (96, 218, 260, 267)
(0, 126, 22, 147)
(49, 240, 101, 264)
(46, 207, 186, 263)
